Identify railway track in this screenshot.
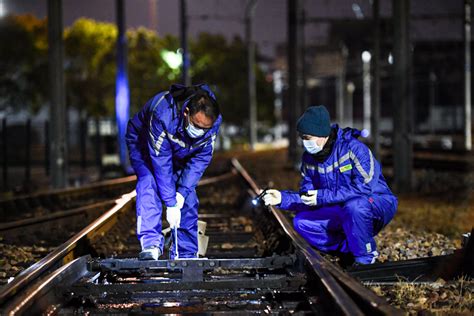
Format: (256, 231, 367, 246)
(0, 176, 139, 286)
(0, 159, 471, 314)
(0, 175, 138, 223)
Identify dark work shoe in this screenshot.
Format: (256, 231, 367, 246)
(351, 258, 380, 269)
(139, 246, 162, 260)
(351, 261, 367, 268)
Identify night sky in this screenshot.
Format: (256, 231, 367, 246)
(4, 0, 468, 58)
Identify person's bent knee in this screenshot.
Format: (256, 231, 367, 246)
(293, 212, 307, 234)
(343, 197, 371, 219)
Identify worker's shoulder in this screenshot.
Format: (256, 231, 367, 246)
(338, 132, 367, 153)
(148, 92, 178, 124)
(344, 137, 372, 159)
(148, 92, 172, 114)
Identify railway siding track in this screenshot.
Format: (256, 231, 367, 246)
(0, 176, 137, 222)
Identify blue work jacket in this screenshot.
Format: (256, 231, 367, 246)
(280, 125, 395, 211)
(126, 84, 222, 208)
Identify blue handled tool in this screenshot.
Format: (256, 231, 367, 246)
(174, 227, 179, 259)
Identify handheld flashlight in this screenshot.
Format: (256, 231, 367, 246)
(252, 188, 268, 206)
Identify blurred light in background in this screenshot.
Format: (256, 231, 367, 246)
(161, 49, 183, 70)
(361, 51, 371, 134)
(0, 0, 6, 18)
(388, 53, 394, 65)
(115, 72, 130, 172)
(361, 50, 372, 63)
(352, 3, 364, 19)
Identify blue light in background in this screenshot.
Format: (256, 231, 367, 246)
(115, 0, 131, 174)
(115, 71, 130, 173)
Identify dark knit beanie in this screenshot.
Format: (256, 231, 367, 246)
(296, 105, 331, 137)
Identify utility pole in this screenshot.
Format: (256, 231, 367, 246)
(362, 51, 372, 133)
(48, 0, 67, 188)
(115, 0, 130, 172)
(180, 0, 190, 86)
(299, 8, 307, 120)
(273, 70, 284, 140)
(346, 82, 355, 127)
(336, 46, 348, 126)
(149, 0, 158, 33)
(246, 0, 258, 151)
(371, 0, 381, 159)
(287, 0, 302, 162)
(429, 71, 437, 134)
(288, 0, 297, 161)
(392, 0, 413, 192)
(465, 0, 472, 151)
(2, 118, 7, 190)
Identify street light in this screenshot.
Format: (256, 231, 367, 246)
(362, 51, 372, 63)
(361, 51, 371, 134)
(161, 49, 183, 70)
(388, 53, 394, 65)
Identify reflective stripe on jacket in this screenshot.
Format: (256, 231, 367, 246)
(126, 84, 222, 207)
(280, 125, 395, 211)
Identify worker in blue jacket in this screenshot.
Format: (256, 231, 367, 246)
(126, 84, 222, 260)
(262, 105, 397, 265)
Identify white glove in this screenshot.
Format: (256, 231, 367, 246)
(176, 192, 185, 209)
(262, 189, 282, 206)
(300, 190, 318, 206)
(166, 205, 181, 228)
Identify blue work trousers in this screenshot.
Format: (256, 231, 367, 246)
(133, 160, 199, 259)
(293, 195, 397, 264)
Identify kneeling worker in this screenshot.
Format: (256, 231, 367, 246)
(126, 84, 222, 260)
(262, 105, 397, 265)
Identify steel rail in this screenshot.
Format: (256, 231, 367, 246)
(0, 175, 137, 221)
(0, 171, 236, 234)
(0, 190, 136, 306)
(0, 171, 236, 309)
(4, 256, 91, 315)
(230, 158, 400, 315)
(0, 175, 137, 203)
(0, 200, 115, 232)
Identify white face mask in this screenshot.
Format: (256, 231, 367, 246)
(186, 115, 206, 138)
(303, 139, 323, 154)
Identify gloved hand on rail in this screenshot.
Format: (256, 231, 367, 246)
(262, 189, 282, 206)
(166, 205, 181, 228)
(300, 190, 318, 206)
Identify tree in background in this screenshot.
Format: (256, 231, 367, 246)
(127, 30, 176, 114)
(190, 33, 274, 126)
(64, 18, 117, 118)
(0, 14, 48, 113)
(1, 15, 274, 129)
